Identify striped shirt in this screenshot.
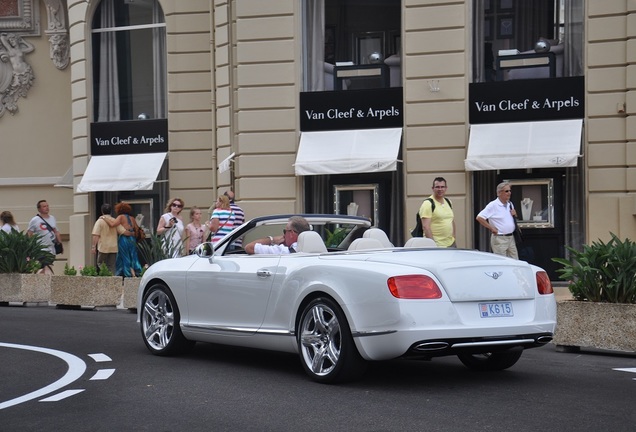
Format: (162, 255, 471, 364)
(211, 209, 235, 243)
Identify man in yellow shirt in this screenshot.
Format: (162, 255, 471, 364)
(91, 203, 120, 273)
(418, 177, 456, 247)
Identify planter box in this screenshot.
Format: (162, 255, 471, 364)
(554, 301, 636, 353)
(123, 278, 141, 310)
(0, 273, 51, 304)
(51, 275, 123, 309)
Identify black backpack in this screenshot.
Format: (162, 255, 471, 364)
(411, 197, 452, 237)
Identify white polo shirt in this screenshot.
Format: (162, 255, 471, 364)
(477, 199, 515, 235)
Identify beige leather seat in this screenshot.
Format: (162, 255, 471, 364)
(363, 228, 394, 248)
(296, 231, 328, 253)
(404, 237, 437, 248)
(348, 238, 384, 251)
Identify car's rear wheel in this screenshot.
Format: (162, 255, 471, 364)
(141, 283, 193, 356)
(457, 349, 523, 371)
(297, 297, 367, 383)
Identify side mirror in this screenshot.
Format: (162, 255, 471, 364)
(194, 242, 213, 258)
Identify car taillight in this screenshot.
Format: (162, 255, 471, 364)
(536, 271, 553, 295)
(387, 275, 442, 299)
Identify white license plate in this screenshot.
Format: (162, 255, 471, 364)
(479, 302, 514, 318)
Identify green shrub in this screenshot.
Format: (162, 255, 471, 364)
(98, 263, 113, 276)
(80, 265, 99, 276)
(552, 233, 636, 303)
(0, 230, 53, 274)
(64, 263, 77, 275)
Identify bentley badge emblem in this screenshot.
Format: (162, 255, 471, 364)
(485, 271, 503, 280)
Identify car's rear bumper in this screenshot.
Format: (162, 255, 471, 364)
(353, 327, 555, 361)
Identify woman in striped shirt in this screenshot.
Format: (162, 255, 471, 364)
(209, 195, 235, 243)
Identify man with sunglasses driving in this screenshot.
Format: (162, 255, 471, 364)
(245, 216, 310, 255)
(476, 181, 519, 259)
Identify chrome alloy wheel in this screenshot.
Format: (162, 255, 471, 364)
(299, 303, 342, 377)
(142, 288, 176, 351)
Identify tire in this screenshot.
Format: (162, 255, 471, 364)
(297, 297, 367, 383)
(457, 349, 523, 371)
(140, 283, 193, 356)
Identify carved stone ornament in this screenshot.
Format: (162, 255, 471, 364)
(43, 0, 69, 70)
(0, 32, 34, 117)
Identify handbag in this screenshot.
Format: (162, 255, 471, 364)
(38, 214, 64, 254)
(126, 215, 145, 242)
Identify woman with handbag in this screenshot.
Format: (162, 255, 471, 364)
(208, 195, 235, 244)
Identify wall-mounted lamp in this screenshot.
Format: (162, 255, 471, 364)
(428, 80, 440, 93)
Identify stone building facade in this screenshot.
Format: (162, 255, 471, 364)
(0, 0, 634, 279)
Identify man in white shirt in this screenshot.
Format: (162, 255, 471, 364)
(27, 200, 62, 273)
(245, 216, 310, 254)
(476, 182, 519, 259)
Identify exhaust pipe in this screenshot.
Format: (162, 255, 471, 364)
(536, 335, 553, 344)
(414, 342, 449, 351)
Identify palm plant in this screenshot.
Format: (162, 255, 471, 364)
(0, 230, 54, 274)
(553, 233, 636, 303)
(136, 234, 184, 268)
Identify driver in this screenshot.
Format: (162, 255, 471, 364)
(245, 216, 310, 254)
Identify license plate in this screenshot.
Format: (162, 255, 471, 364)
(479, 302, 514, 318)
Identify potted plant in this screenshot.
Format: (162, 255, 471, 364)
(0, 230, 54, 304)
(552, 233, 636, 352)
(51, 263, 123, 309)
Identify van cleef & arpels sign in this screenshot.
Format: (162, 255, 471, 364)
(469, 76, 584, 124)
(300, 87, 403, 131)
(90, 119, 168, 155)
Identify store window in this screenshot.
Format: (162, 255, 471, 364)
(303, 0, 401, 91)
(473, 0, 583, 82)
(92, 0, 167, 121)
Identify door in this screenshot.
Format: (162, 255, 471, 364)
(185, 254, 281, 333)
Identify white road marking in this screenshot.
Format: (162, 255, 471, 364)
(613, 367, 636, 374)
(39, 389, 86, 402)
(88, 353, 112, 362)
(90, 369, 116, 380)
(613, 367, 636, 379)
(0, 343, 86, 410)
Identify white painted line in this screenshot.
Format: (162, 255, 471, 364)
(613, 368, 636, 374)
(39, 389, 86, 402)
(0, 343, 86, 410)
(88, 353, 112, 362)
(90, 369, 116, 380)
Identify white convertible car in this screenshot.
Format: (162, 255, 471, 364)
(138, 214, 556, 383)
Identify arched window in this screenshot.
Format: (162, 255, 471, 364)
(92, 0, 166, 121)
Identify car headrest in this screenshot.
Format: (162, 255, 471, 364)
(348, 238, 384, 251)
(363, 228, 394, 247)
(296, 231, 328, 253)
(404, 237, 437, 248)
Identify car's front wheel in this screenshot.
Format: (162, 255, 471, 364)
(457, 349, 523, 371)
(140, 283, 193, 356)
(297, 297, 366, 383)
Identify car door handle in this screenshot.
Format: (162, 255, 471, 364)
(256, 269, 273, 278)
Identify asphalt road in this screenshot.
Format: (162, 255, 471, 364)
(1, 305, 636, 432)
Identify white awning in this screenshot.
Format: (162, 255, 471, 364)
(77, 153, 166, 192)
(465, 119, 583, 171)
(295, 128, 402, 176)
